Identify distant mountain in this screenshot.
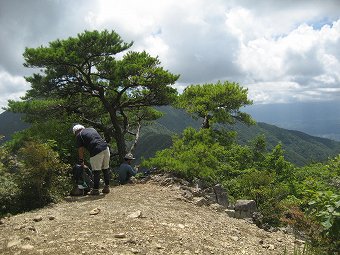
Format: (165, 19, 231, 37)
(134, 106, 340, 166)
(0, 111, 30, 143)
(2, 107, 340, 166)
(244, 101, 340, 141)
(229, 121, 340, 166)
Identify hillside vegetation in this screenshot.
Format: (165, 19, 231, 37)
(134, 106, 340, 166)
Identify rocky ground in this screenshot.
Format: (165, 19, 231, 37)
(0, 176, 302, 255)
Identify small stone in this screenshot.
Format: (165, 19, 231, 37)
(225, 209, 235, 218)
(28, 226, 36, 231)
(156, 244, 164, 249)
(127, 210, 143, 218)
(0, 219, 4, 225)
(259, 239, 264, 244)
(89, 208, 101, 215)
(178, 224, 185, 229)
(21, 244, 34, 250)
(48, 216, 55, 220)
(114, 233, 126, 238)
(210, 203, 224, 212)
(7, 239, 21, 248)
(33, 215, 43, 222)
(262, 244, 270, 249)
(131, 248, 140, 254)
(268, 244, 275, 250)
(230, 236, 239, 242)
(193, 197, 208, 207)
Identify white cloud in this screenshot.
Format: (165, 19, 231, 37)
(236, 18, 340, 103)
(0, 70, 28, 112)
(0, 0, 340, 111)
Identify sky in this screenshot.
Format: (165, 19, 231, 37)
(0, 0, 340, 114)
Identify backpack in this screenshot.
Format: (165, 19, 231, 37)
(70, 164, 94, 195)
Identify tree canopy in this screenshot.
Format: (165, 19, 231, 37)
(176, 81, 255, 129)
(8, 30, 179, 162)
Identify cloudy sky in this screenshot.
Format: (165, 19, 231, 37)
(1, 0, 340, 113)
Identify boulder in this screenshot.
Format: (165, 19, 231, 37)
(234, 200, 257, 219)
(193, 197, 209, 207)
(213, 184, 229, 207)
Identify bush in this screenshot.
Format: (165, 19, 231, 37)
(308, 191, 340, 253)
(16, 141, 71, 210)
(0, 140, 71, 216)
(0, 146, 21, 216)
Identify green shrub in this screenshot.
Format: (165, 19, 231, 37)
(16, 141, 71, 210)
(0, 140, 71, 216)
(308, 191, 340, 253)
(0, 146, 21, 216)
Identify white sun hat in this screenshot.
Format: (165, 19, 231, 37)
(72, 124, 85, 134)
(124, 153, 135, 160)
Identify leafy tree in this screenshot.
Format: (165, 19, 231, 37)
(142, 127, 233, 183)
(176, 81, 255, 129)
(7, 30, 179, 162)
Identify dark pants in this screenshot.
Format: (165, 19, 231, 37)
(93, 169, 110, 189)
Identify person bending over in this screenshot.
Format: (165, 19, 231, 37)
(73, 124, 110, 195)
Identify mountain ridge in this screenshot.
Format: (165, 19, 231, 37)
(1, 108, 340, 166)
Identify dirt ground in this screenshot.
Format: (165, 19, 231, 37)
(0, 181, 300, 255)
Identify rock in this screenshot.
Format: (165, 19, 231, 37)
(160, 177, 175, 186)
(21, 244, 34, 250)
(155, 243, 164, 249)
(28, 226, 36, 231)
(7, 239, 21, 248)
(131, 248, 140, 254)
(213, 184, 229, 207)
(178, 224, 185, 229)
(225, 209, 235, 218)
(89, 208, 101, 215)
(48, 216, 56, 220)
(210, 203, 224, 212)
(114, 233, 126, 238)
(193, 197, 209, 207)
(203, 187, 217, 204)
(127, 210, 143, 218)
(33, 215, 43, 222)
(234, 200, 257, 219)
(0, 219, 5, 225)
(252, 211, 263, 226)
(182, 190, 193, 200)
(230, 236, 239, 242)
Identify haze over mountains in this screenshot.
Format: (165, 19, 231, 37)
(135, 106, 340, 166)
(245, 100, 340, 141)
(2, 102, 340, 166)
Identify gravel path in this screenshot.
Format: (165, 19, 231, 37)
(0, 182, 298, 255)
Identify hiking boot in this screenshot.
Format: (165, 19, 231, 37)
(89, 189, 100, 195)
(102, 185, 110, 194)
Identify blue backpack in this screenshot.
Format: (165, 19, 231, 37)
(71, 164, 94, 193)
